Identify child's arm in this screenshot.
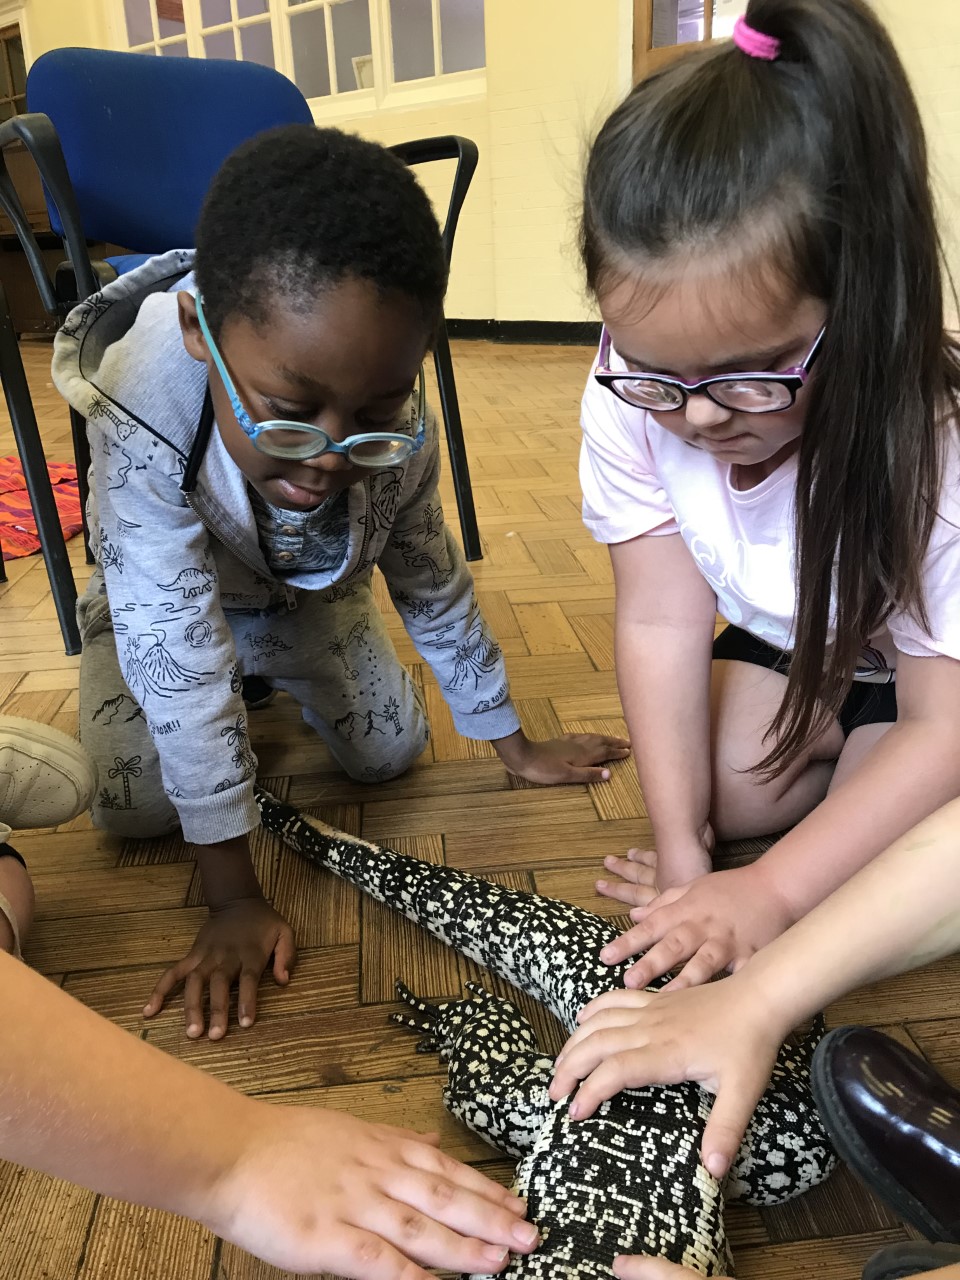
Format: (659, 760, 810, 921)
(603, 648, 960, 988)
(378, 413, 629, 784)
(604, 531, 718, 888)
(89, 438, 294, 1037)
(0, 952, 536, 1279)
(551, 795, 960, 1176)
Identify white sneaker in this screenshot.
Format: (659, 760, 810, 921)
(0, 715, 97, 830)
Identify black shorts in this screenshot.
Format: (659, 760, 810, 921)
(712, 625, 897, 737)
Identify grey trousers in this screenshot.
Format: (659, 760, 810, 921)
(78, 577, 430, 837)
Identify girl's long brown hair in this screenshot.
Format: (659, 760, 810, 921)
(582, 0, 960, 775)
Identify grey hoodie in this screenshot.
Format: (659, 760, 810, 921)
(53, 250, 519, 844)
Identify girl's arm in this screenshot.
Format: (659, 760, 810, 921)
(551, 795, 960, 1177)
(606, 532, 718, 890)
(603, 649, 960, 987)
(0, 953, 536, 1279)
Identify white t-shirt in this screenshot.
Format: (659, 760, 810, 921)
(579, 348, 960, 680)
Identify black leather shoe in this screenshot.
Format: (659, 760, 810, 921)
(812, 1026, 960, 1242)
(862, 1242, 960, 1280)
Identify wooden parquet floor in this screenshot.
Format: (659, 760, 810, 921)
(0, 339, 943, 1279)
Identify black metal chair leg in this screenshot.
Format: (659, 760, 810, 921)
(0, 287, 80, 655)
(69, 405, 94, 562)
(433, 318, 481, 561)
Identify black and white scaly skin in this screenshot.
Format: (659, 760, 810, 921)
(254, 789, 836, 1279)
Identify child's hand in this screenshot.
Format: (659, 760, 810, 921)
(549, 978, 784, 1178)
(597, 865, 796, 989)
(595, 830, 713, 911)
(203, 1105, 539, 1278)
(143, 897, 296, 1040)
(493, 728, 630, 785)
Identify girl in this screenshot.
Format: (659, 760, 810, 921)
(575, 0, 960, 989)
(52, 126, 626, 1040)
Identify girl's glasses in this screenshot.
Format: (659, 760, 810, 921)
(195, 294, 426, 466)
(594, 326, 826, 414)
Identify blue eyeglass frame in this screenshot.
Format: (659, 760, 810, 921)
(194, 293, 427, 465)
(594, 325, 826, 414)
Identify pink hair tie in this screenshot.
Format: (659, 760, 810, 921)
(732, 15, 781, 61)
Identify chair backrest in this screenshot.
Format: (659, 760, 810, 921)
(26, 47, 313, 251)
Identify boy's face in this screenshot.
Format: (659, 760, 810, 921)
(179, 278, 431, 511)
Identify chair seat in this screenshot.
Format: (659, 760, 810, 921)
(105, 253, 155, 276)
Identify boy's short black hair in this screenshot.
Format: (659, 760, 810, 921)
(194, 124, 448, 336)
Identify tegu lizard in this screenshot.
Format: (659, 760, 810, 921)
(254, 788, 836, 1279)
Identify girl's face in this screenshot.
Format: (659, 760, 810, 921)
(179, 278, 431, 511)
(598, 264, 827, 476)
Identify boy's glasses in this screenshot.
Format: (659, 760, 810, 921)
(594, 325, 826, 414)
(195, 294, 426, 466)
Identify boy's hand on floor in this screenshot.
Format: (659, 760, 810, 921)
(597, 865, 794, 990)
(143, 897, 296, 1040)
(550, 980, 783, 1177)
(204, 1105, 539, 1279)
(494, 729, 631, 785)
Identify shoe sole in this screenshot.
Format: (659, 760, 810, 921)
(811, 1028, 957, 1243)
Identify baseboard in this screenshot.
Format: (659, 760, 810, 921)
(445, 318, 602, 346)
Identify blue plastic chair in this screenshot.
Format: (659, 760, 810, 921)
(0, 48, 481, 652)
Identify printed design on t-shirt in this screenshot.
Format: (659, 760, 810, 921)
(391, 537, 453, 593)
(220, 712, 256, 774)
(395, 501, 443, 546)
(88, 395, 139, 441)
(361, 762, 396, 783)
(328, 614, 371, 681)
(322, 583, 358, 603)
(333, 700, 404, 740)
(248, 632, 292, 664)
(107, 446, 133, 492)
(112, 599, 203, 630)
(98, 754, 142, 811)
(680, 523, 794, 649)
(474, 682, 508, 714)
(229, 661, 243, 694)
(160, 567, 216, 600)
(185, 620, 213, 648)
(91, 692, 145, 726)
(63, 292, 110, 340)
(214, 777, 239, 792)
(115, 516, 142, 538)
(99, 527, 124, 574)
(368, 468, 405, 531)
(434, 597, 502, 692)
(392, 589, 436, 620)
(123, 629, 213, 702)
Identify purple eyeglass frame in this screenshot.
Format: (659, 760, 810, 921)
(594, 325, 826, 413)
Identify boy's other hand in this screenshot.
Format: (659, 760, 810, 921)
(204, 1106, 539, 1279)
(143, 897, 296, 1040)
(494, 728, 630, 785)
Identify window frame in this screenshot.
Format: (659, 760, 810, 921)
(632, 0, 715, 81)
(109, 0, 486, 118)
